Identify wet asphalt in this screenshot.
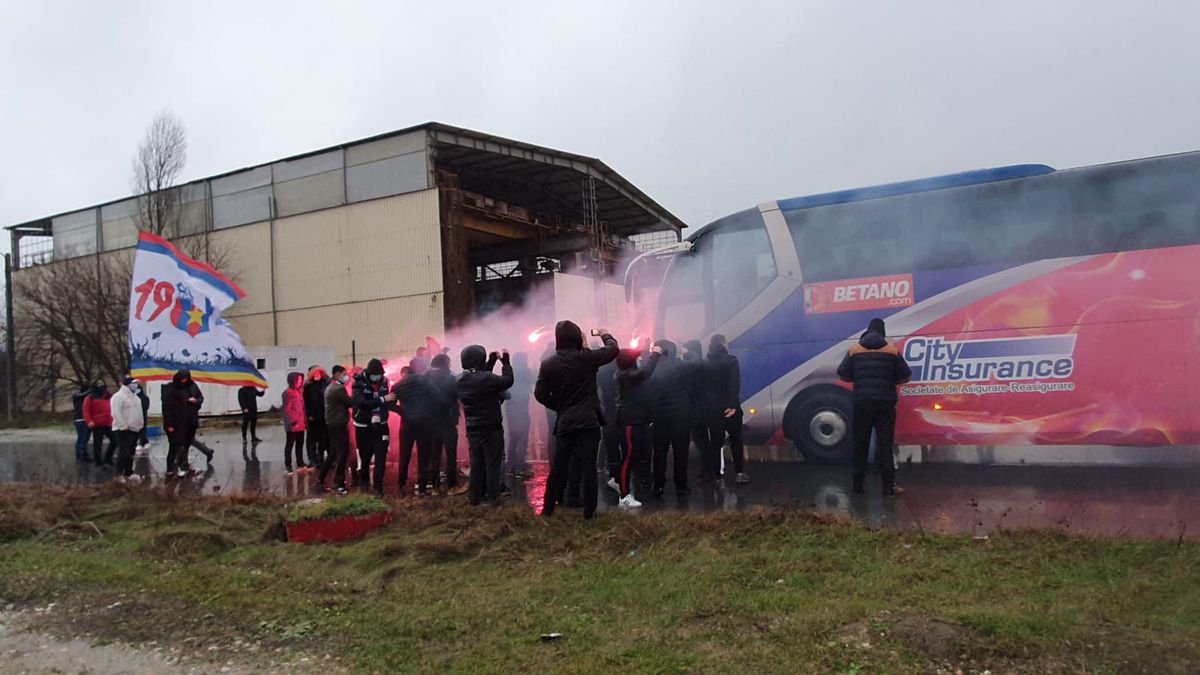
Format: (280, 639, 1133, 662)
(2, 424, 1198, 540)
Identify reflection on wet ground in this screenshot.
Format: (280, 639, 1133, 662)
(3, 426, 1198, 540)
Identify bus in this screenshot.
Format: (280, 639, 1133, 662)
(650, 151, 1200, 463)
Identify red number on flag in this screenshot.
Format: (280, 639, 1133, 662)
(133, 278, 176, 322)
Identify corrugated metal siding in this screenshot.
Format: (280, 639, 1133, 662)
(210, 221, 273, 316)
(344, 132, 425, 166)
(275, 294, 444, 365)
(52, 209, 97, 258)
(346, 151, 428, 203)
(272, 189, 442, 312)
(274, 170, 345, 217)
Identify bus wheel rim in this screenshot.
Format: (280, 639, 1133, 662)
(809, 409, 847, 448)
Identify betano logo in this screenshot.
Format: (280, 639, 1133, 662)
(803, 273, 914, 314)
(903, 334, 1077, 383)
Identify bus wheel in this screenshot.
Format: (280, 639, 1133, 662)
(784, 385, 854, 464)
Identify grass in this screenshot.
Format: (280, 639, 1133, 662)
(0, 484, 1197, 673)
(286, 494, 390, 522)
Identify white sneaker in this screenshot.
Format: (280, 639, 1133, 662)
(606, 477, 620, 493)
(175, 468, 187, 478)
(618, 494, 642, 509)
(128, 475, 143, 485)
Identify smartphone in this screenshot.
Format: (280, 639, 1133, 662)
(590, 329, 602, 336)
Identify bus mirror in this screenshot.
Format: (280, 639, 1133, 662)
(623, 241, 694, 303)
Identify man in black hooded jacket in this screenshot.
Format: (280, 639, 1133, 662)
(535, 321, 618, 519)
(457, 346, 514, 504)
(394, 361, 438, 495)
(351, 359, 397, 496)
(426, 353, 464, 493)
(649, 340, 693, 496)
(162, 369, 203, 477)
(705, 334, 750, 484)
(682, 340, 718, 483)
(615, 345, 662, 507)
(837, 317, 912, 496)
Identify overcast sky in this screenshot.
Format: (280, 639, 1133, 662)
(3, 1, 1200, 252)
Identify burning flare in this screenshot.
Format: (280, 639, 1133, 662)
(527, 326, 547, 344)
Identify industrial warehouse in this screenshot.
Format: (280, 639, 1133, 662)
(7, 123, 684, 379)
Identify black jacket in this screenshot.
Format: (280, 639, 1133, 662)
(350, 369, 391, 427)
(393, 374, 439, 426)
(534, 321, 619, 434)
(597, 361, 618, 419)
(303, 378, 328, 426)
(649, 342, 690, 426)
(425, 367, 461, 427)
(162, 370, 203, 430)
(324, 380, 353, 428)
(837, 331, 912, 404)
(616, 351, 661, 426)
(682, 341, 708, 426)
(704, 343, 743, 417)
(457, 346, 514, 430)
(237, 385, 264, 412)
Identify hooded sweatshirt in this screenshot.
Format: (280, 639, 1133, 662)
(303, 368, 329, 426)
(82, 384, 113, 428)
(533, 320, 619, 434)
(836, 319, 913, 404)
(457, 345, 514, 429)
(649, 340, 691, 426)
(615, 349, 661, 426)
(682, 340, 708, 426)
(704, 339, 742, 416)
(425, 354, 460, 427)
(281, 372, 307, 432)
(162, 370, 203, 431)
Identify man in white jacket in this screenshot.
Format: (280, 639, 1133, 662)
(111, 377, 146, 481)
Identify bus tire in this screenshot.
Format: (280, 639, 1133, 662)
(784, 385, 854, 464)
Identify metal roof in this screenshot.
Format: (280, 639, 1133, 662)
(7, 121, 685, 236)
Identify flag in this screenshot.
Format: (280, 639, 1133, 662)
(128, 231, 267, 387)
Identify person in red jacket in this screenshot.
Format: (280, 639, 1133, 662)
(281, 371, 308, 475)
(82, 380, 117, 467)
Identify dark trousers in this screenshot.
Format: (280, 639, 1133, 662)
(354, 424, 389, 492)
(693, 424, 718, 480)
(507, 409, 530, 472)
(399, 420, 434, 490)
(115, 429, 139, 476)
(601, 421, 624, 480)
(708, 415, 745, 475)
(92, 426, 117, 465)
(284, 430, 306, 469)
(653, 422, 691, 489)
(241, 410, 258, 440)
(431, 423, 459, 487)
(620, 424, 652, 497)
(319, 424, 351, 488)
(166, 425, 197, 472)
(73, 420, 90, 460)
(852, 402, 897, 490)
(306, 422, 328, 467)
(544, 428, 601, 518)
(467, 426, 504, 504)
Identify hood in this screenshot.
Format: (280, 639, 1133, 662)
(409, 357, 430, 374)
(682, 340, 703, 361)
(306, 366, 327, 383)
(859, 331, 888, 350)
(365, 359, 384, 376)
(461, 344, 487, 370)
(867, 317, 887, 337)
(554, 320, 584, 350)
(430, 354, 451, 371)
(287, 371, 304, 388)
(655, 339, 677, 359)
(616, 348, 641, 371)
(171, 370, 192, 387)
(91, 379, 108, 397)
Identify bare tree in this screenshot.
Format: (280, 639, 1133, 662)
(132, 111, 188, 237)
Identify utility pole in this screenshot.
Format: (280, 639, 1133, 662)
(4, 253, 15, 421)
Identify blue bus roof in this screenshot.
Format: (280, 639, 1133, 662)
(774, 164, 1055, 212)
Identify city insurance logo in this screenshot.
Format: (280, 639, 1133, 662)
(900, 333, 1078, 397)
(804, 273, 914, 314)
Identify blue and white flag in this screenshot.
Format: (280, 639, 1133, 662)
(128, 231, 267, 387)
